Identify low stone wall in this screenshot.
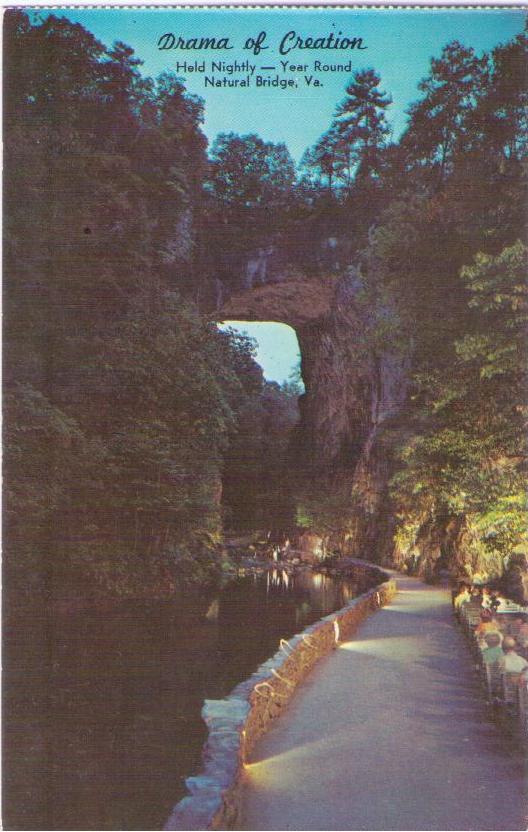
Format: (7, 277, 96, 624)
(164, 560, 397, 831)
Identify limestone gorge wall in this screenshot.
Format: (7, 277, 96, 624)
(213, 238, 410, 565)
(391, 513, 528, 602)
(208, 238, 525, 596)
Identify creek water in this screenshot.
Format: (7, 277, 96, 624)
(5, 567, 366, 830)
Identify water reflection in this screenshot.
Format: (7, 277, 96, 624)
(5, 568, 364, 830)
(266, 568, 292, 592)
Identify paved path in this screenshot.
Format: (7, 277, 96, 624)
(240, 574, 526, 831)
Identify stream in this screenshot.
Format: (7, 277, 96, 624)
(5, 566, 367, 830)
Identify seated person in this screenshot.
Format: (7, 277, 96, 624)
(488, 589, 508, 613)
(481, 587, 493, 609)
(475, 610, 502, 644)
(500, 636, 528, 673)
(470, 586, 483, 604)
(507, 615, 522, 636)
(453, 585, 471, 609)
(481, 632, 504, 664)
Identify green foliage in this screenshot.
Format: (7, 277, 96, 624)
(4, 384, 102, 522)
(205, 132, 298, 260)
(281, 364, 305, 397)
(5, 9, 528, 595)
(353, 30, 528, 580)
(2, 12, 268, 597)
(457, 242, 528, 380)
(334, 68, 392, 180)
(208, 132, 296, 211)
(401, 41, 488, 185)
(391, 243, 528, 575)
(294, 487, 355, 536)
(301, 68, 391, 190)
(221, 378, 300, 532)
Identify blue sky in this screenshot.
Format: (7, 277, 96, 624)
(47, 8, 525, 162)
(219, 322, 302, 387)
(40, 8, 525, 383)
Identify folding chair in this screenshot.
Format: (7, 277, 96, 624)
(484, 661, 503, 703)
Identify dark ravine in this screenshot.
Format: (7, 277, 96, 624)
(164, 559, 396, 831)
(213, 243, 526, 599)
(215, 243, 410, 568)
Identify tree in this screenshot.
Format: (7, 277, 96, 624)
(207, 132, 296, 213)
(401, 41, 488, 186)
(300, 70, 391, 193)
(469, 29, 528, 163)
(300, 126, 345, 192)
(391, 243, 528, 582)
(333, 68, 391, 181)
(221, 376, 300, 532)
(3, 12, 244, 598)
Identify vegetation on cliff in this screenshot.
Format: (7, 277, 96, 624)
(292, 30, 527, 589)
(370, 34, 527, 585)
(4, 11, 527, 598)
(4, 12, 297, 599)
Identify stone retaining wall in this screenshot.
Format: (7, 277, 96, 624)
(164, 560, 397, 831)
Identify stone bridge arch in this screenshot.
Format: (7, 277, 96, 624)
(214, 276, 335, 330)
(214, 275, 341, 473)
(211, 260, 410, 562)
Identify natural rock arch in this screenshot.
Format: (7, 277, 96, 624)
(212, 259, 410, 563)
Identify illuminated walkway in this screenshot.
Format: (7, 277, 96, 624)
(240, 574, 526, 831)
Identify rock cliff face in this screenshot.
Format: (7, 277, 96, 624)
(391, 515, 528, 603)
(296, 271, 409, 561)
(208, 242, 524, 592)
(214, 244, 410, 564)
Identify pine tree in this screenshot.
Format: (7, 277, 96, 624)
(333, 68, 391, 180)
(300, 126, 345, 192)
(402, 41, 488, 186)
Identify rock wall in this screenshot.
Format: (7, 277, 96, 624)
(216, 252, 410, 564)
(295, 269, 409, 562)
(504, 553, 528, 605)
(164, 560, 396, 831)
(393, 515, 528, 603)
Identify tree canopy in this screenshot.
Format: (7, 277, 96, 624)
(4, 12, 296, 599)
(5, 10, 527, 598)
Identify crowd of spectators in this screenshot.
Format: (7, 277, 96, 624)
(453, 583, 528, 733)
